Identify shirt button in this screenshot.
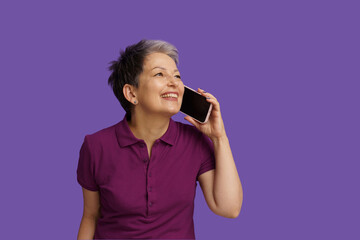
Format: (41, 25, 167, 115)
(149, 202, 153, 207)
(143, 159, 147, 163)
(148, 187, 152, 192)
(149, 172, 152, 177)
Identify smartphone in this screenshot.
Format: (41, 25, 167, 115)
(180, 85, 213, 124)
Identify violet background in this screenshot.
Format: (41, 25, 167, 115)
(0, 0, 359, 239)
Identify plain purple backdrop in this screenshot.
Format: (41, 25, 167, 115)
(0, 0, 359, 239)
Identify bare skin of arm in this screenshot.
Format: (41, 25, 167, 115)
(77, 188, 101, 240)
(185, 88, 243, 218)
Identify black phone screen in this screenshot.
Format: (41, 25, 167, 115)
(180, 86, 211, 123)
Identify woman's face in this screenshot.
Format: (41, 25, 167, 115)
(135, 52, 184, 117)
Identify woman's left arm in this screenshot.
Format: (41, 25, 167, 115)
(184, 88, 243, 218)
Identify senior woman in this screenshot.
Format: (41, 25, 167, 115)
(76, 39, 243, 240)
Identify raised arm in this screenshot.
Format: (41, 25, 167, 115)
(185, 88, 243, 218)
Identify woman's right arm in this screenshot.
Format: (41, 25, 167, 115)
(77, 187, 101, 240)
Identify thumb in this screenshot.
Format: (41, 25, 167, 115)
(184, 116, 200, 129)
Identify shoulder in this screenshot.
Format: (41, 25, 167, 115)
(174, 120, 201, 136)
(173, 120, 214, 161)
(172, 120, 206, 143)
(83, 121, 119, 149)
(173, 120, 214, 149)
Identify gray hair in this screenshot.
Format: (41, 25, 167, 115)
(107, 39, 179, 121)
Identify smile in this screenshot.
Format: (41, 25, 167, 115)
(160, 93, 178, 98)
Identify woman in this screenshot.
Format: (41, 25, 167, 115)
(77, 39, 243, 239)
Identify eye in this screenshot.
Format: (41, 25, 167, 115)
(154, 72, 163, 77)
(175, 75, 181, 79)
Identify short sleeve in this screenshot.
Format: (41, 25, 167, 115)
(76, 135, 99, 191)
(196, 132, 216, 182)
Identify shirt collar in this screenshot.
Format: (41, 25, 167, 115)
(115, 113, 177, 148)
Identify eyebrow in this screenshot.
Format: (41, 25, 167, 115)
(152, 66, 179, 73)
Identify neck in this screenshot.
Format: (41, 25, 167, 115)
(127, 110, 171, 144)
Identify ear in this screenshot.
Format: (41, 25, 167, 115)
(123, 84, 137, 104)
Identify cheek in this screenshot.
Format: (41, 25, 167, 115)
(142, 81, 162, 96)
(179, 82, 185, 96)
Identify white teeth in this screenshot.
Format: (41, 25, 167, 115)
(161, 93, 178, 98)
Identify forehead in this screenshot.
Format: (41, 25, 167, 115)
(143, 52, 177, 70)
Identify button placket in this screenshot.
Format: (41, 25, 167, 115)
(145, 140, 159, 214)
(140, 141, 152, 212)
(139, 142, 149, 169)
(147, 170, 153, 209)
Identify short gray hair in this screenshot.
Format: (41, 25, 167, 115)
(107, 39, 179, 121)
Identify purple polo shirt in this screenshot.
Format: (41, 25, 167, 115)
(77, 114, 216, 239)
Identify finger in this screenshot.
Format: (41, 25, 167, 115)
(199, 91, 219, 107)
(184, 116, 201, 128)
(207, 98, 219, 107)
(198, 89, 220, 109)
(204, 93, 217, 101)
(199, 90, 217, 101)
(204, 94, 218, 104)
(205, 97, 220, 112)
(198, 88, 206, 94)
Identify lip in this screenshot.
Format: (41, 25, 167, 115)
(160, 91, 179, 101)
(160, 91, 179, 97)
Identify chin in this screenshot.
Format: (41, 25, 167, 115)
(162, 108, 180, 118)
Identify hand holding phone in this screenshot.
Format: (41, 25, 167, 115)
(180, 85, 213, 124)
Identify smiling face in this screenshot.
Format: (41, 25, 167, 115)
(133, 52, 184, 118)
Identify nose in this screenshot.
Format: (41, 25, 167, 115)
(166, 75, 179, 86)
